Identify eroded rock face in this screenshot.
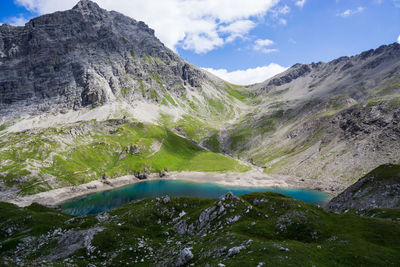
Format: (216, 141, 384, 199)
(0, 0, 205, 119)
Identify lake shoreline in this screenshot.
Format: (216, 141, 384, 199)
(7, 170, 337, 208)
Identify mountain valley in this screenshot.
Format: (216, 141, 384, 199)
(0, 1, 400, 266)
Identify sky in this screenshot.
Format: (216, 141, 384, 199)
(1, 0, 400, 85)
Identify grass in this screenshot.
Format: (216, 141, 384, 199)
(204, 133, 221, 153)
(121, 87, 132, 96)
(176, 115, 209, 141)
(149, 90, 159, 99)
(163, 93, 178, 107)
(138, 79, 145, 97)
(1, 192, 400, 266)
(207, 97, 226, 114)
(352, 164, 400, 192)
(0, 121, 249, 195)
(224, 82, 255, 101)
(230, 128, 252, 151)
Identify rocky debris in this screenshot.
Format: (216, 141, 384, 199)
(326, 164, 400, 213)
(174, 219, 195, 235)
(197, 206, 218, 229)
(96, 212, 110, 222)
(176, 247, 193, 266)
(86, 185, 97, 190)
(46, 227, 104, 261)
(134, 171, 148, 180)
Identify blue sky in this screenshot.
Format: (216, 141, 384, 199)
(1, 0, 400, 85)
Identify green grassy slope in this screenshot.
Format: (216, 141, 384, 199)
(1, 192, 399, 266)
(0, 120, 249, 196)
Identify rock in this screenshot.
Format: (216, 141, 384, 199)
(226, 215, 240, 224)
(158, 170, 167, 178)
(267, 64, 312, 87)
(279, 247, 290, 252)
(46, 227, 104, 261)
(174, 220, 194, 235)
(134, 171, 148, 180)
(179, 210, 187, 217)
(163, 196, 170, 204)
(176, 248, 193, 266)
(227, 245, 245, 257)
(197, 206, 217, 229)
(326, 164, 400, 213)
(222, 192, 240, 201)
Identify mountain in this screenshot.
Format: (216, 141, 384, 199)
(0, 0, 400, 199)
(0, 0, 242, 129)
(224, 43, 400, 192)
(1, 192, 400, 266)
(1, 1, 400, 265)
(0, 0, 250, 199)
(326, 164, 400, 214)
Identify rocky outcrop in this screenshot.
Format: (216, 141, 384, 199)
(266, 64, 312, 87)
(326, 164, 400, 212)
(176, 248, 193, 266)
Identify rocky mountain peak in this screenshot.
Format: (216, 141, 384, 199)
(0, 0, 209, 121)
(73, 0, 102, 12)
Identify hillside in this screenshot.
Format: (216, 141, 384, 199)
(224, 44, 400, 192)
(1, 192, 400, 266)
(326, 164, 400, 214)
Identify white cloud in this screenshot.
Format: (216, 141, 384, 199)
(253, 39, 278, 53)
(14, 0, 280, 53)
(219, 20, 256, 43)
(203, 63, 287, 85)
(269, 4, 290, 25)
(394, 0, 400, 8)
(337, 7, 365, 17)
(295, 0, 306, 8)
(1, 14, 29, 26)
(397, 35, 400, 44)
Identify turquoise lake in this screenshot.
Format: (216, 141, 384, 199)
(61, 180, 332, 215)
